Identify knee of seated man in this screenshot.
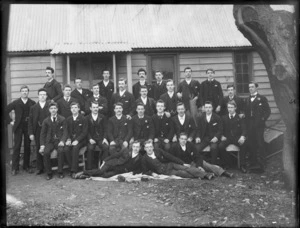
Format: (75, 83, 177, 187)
(210, 143, 218, 150)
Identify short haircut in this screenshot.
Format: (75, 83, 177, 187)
(179, 132, 188, 138)
(227, 100, 237, 108)
(70, 101, 80, 109)
(102, 69, 110, 74)
(38, 88, 47, 94)
(176, 102, 185, 108)
(20, 85, 29, 92)
(46, 66, 54, 73)
(249, 81, 258, 88)
(90, 101, 99, 107)
(92, 83, 99, 88)
(140, 85, 148, 91)
(74, 78, 82, 83)
(204, 101, 213, 106)
(184, 67, 192, 72)
(49, 102, 58, 108)
(114, 102, 123, 108)
(63, 84, 72, 90)
(166, 79, 174, 84)
(144, 140, 153, 146)
(227, 84, 235, 89)
(132, 140, 141, 146)
(155, 70, 163, 75)
(119, 77, 127, 84)
(137, 68, 147, 75)
(156, 99, 165, 106)
(136, 102, 145, 108)
(206, 68, 215, 74)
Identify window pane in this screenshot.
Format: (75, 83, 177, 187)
(243, 73, 249, 82)
(242, 84, 248, 93)
(236, 64, 242, 73)
(234, 52, 251, 94)
(236, 73, 243, 83)
(151, 57, 174, 82)
(91, 57, 112, 80)
(242, 54, 248, 62)
(243, 64, 249, 73)
(235, 54, 241, 63)
(237, 84, 243, 93)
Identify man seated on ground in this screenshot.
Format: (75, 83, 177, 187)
(75, 140, 143, 178)
(152, 100, 174, 152)
(107, 102, 133, 155)
(141, 140, 214, 180)
(171, 132, 233, 178)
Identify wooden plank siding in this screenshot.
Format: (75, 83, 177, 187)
(116, 54, 127, 82)
(131, 53, 147, 85)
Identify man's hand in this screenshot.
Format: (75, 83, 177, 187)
(164, 139, 169, 144)
(39, 145, 45, 155)
(110, 141, 116, 146)
(221, 136, 227, 141)
(66, 140, 72, 146)
(165, 112, 171, 118)
(58, 141, 65, 147)
(51, 99, 55, 103)
(154, 138, 159, 143)
(103, 138, 109, 145)
(29, 135, 35, 141)
(10, 121, 15, 126)
(210, 137, 218, 143)
(187, 137, 193, 142)
(172, 136, 177, 142)
(192, 96, 198, 101)
(195, 137, 201, 144)
(89, 139, 96, 144)
(72, 140, 79, 146)
(238, 136, 246, 145)
(123, 141, 129, 148)
(183, 163, 191, 167)
(81, 111, 85, 115)
(239, 113, 245, 119)
(126, 115, 132, 120)
(177, 92, 182, 99)
(215, 105, 221, 113)
(129, 138, 134, 144)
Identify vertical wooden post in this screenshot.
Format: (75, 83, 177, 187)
(112, 53, 117, 92)
(88, 55, 92, 89)
(66, 55, 70, 84)
(126, 53, 132, 92)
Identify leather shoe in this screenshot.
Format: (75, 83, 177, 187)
(11, 170, 17, 176)
(71, 173, 76, 179)
(25, 168, 33, 174)
(46, 174, 53, 180)
(36, 170, 44, 175)
(222, 171, 234, 178)
(205, 173, 215, 180)
(240, 166, 248, 173)
(58, 173, 64, 179)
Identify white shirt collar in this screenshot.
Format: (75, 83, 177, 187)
(206, 113, 212, 122)
(73, 114, 79, 121)
(92, 113, 98, 121)
(148, 152, 156, 159)
(119, 90, 126, 97)
(180, 144, 186, 151)
(157, 112, 164, 117)
(48, 78, 54, 83)
(64, 96, 70, 102)
(229, 113, 236, 118)
(116, 114, 122, 120)
(51, 115, 57, 121)
(178, 114, 185, 120)
(185, 78, 192, 84)
(168, 91, 174, 97)
(77, 88, 83, 94)
(251, 92, 258, 96)
(138, 115, 144, 119)
(103, 80, 109, 87)
(132, 151, 139, 158)
(94, 94, 100, 98)
(39, 101, 46, 108)
(21, 98, 28, 104)
(139, 80, 146, 86)
(141, 96, 147, 104)
(157, 80, 162, 85)
(228, 95, 234, 100)
(208, 78, 214, 82)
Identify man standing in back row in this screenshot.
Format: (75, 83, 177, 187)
(43, 66, 63, 102)
(71, 78, 92, 115)
(98, 69, 114, 116)
(133, 68, 153, 99)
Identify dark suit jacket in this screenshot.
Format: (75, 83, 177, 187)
(244, 93, 271, 128)
(107, 115, 132, 143)
(43, 79, 63, 102)
(71, 88, 92, 114)
(85, 113, 107, 141)
(85, 95, 108, 116)
(6, 98, 36, 132)
(40, 114, 67, 145)
(152, 113, 174, 141)
(132, 115, 155, 140)
(177, 79, 202, 110)
(132, 81, 153, 99)
(172, 114, 196, 139)
(196, 113, 223, 140)
(219, 95, 245, 116)
(159, 92, 178, 116)
(201, 79, 223, 109)
(28, 101, 50, 135)
(66, 114, 88, 142)
(221, 114, 247, 141)
(152, 81, 167, 101)
(98, 80, 114, 103)
(170, 142, 201, 167)
(110, 91, 135, 116)
(57, 97, 78, 119)
(135, 97, 156, 116)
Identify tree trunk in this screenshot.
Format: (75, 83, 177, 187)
(233, 5, 298, 190)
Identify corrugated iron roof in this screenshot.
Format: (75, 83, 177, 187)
(7, 4, 295, 53)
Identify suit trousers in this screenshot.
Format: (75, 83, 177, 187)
(195, 138, 219, 165)
(190, 161, 224, 176)
(153, 138, 171, 152)
(165, 162, 207, 178)
(218, 139, 246, 168)
(43, 140, 64, 175)
(34, 126, 44, 171)
(65, 141, 86, 173)
(109, 139, 127, 155)
(12, 123, 31, 171)
(84, 163, 126, 178)
(86, 140, 109, 170)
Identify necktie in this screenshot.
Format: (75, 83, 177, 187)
(230, 115, 233, 119)
(53, 117, 56, 123)
(250, 95, 256, 98)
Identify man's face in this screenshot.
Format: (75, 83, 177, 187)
(46, 70, 53, 81)
(179, 135, 187, 146)
(206, 70, 214, 79)
(138, 71, 146, 80)
(75, 79, 82, 89)
(166, 81, 174, 92)
(140, 88, 148, 98)
(155, 72, 163, 81)
(63, 87, 72, 97)
(49, 106, 58, 115)
(71, 105, 80, 115)
(20, 88, 29, 98)
(156, 102, 165, 113)
(93, 85, 99, 95)
(227, 104, 236, 115)
(114, 105, 123, 115)
(118, 81, 126, 91)
(132, 143, 141, 154)
(103, 71, 110, 80)
(249, 83, 257, 94)
(227, 87, 235, 97)
(90, 103, 99, 114)
(144, 143, 154, 156)
(177, 105, 185, 116)
(38, 91, 47, 102)
(205, 104, 213, 114)
(136, 105, 145, 116)
(184, 69, 192, 78)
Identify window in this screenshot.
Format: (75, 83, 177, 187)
(148, 55, 176, 84)
(91, 57, 112, 81)
(234, 52, 252, 94)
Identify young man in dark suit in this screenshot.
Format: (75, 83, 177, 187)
(39, 102, 68, 180)
(71, 78, 92, 115)
(152, 70, 167, 101)
(219, 100, 247, 173)
(76, 141, 143, 178)
(152, 100, 174, 152)
(195, 101, 223, 165)
(219, 84, 245, 117)
(141, 141, 214, 179)
(160, 79, 179, 117)
(201, 68, 223, 113)
(7, 85, 36, 175)
(135, 86, 156, 116)
(110, 78, 135, 119)
(130, 102, 155, 154)
(28, 88, 49, 175)
(132, 68, 153, 99)
(171, 102, 196, 144)
(98, 69, 114, 116)
(244, 82, 271, 173)
(171, 133, 233, 178)
(107, 102, 133, 155)
(57, 84, 78, 118)
(64, 102, 88, 178)
(177, 67, 203, 121)
(43, 66, 63, 102)
(85, 83, 108, 116)
(85, 101, 109, 170)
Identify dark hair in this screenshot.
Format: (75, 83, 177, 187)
(204, 101, 213, 106)
(139, 85, 148, 92)
(155, 70, 163, 75)
(20, 85, 29, 92)
(118, 77, 127, 84)
(63, 84, 72, 90)
(92, 83, 99, 88)
(137, 68, 147, 75)
(132, 140, 141, 146)
(90, 101, 99, 107)
(227, 100, 237, 108)
(74, 78, 82, 83)
(166, 79, 174, 84)
(249, 81, 258, 88)
(176, 102, 185, 108)
(227, 84, 235, 89)
(179, 132, 188, 138)
(70, 101, 80, 109)
(206, 68, 215, 74)
(38, 88, 47, 94)
(46, 66, 54, 73)
(184, 67, 192, 72)
(156, 99, 165, 106)
(114, 102, 123, 108)
(144, 140, 153, 146)
(136, 102, 145, 108)
(49, 102, 58, 108)
(102, 69, 110, 74)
